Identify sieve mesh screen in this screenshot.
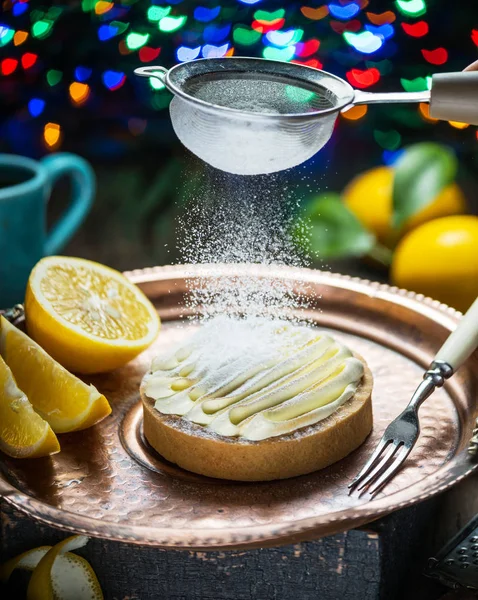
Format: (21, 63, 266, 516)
(181, 72, 338, 115)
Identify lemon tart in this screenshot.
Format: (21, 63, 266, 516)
(141, 317, 373, 481)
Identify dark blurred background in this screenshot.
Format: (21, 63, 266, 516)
(0, 0, 477, 273)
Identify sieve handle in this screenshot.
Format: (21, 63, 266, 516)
(134, 66, 168, 82)
(428, 71, 478, 125)
(352, 71, 478, 125)
(352, 89, 431, 106)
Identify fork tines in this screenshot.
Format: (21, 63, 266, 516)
(348, 438, 412, 498)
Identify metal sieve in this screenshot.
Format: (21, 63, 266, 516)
(135, 58, 478, 175)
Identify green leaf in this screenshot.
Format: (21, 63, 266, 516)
(392, 143, 458, 229)
(297, 194, 375, 259)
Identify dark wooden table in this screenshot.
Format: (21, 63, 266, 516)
(1, 473, 477, 600)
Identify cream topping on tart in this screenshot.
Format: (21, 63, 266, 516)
(142, 317, 364, 441)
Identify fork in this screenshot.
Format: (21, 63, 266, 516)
(349, 296, 478, 498)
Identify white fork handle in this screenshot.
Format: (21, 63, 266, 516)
(435, 297, 478, 370)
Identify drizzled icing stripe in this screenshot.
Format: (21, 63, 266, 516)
(143, 317, 364, 441)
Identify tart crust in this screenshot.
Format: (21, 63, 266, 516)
(141, 354, 373, 481)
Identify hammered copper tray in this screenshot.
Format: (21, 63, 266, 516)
(1, 265, 477, 549)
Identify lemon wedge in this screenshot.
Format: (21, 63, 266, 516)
(0, 354, 59, 458)
(0, 536, 103, 600)
(0, 317, 111, 433)
(25, 256, 161, 374)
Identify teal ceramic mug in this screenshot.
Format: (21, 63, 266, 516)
(0, 153, 95, 308)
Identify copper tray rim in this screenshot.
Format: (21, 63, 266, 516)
(1, 263, 477, 550)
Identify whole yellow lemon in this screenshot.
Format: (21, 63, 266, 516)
(391, 215, 478, 312)
(343, 166, 466, 247)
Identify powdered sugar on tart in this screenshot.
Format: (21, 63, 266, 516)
(142, 317, 364, 441)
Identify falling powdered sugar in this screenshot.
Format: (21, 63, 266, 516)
(177, 167, 313, 322)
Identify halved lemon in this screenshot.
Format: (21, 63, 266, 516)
(25, 256, 160, 374)
(0, 354, 59, 458)
(0, 317, 111, 433)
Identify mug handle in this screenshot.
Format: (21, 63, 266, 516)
(41, 153, 96, 255)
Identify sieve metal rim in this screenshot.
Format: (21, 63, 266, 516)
(163, 57, 356, 121)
